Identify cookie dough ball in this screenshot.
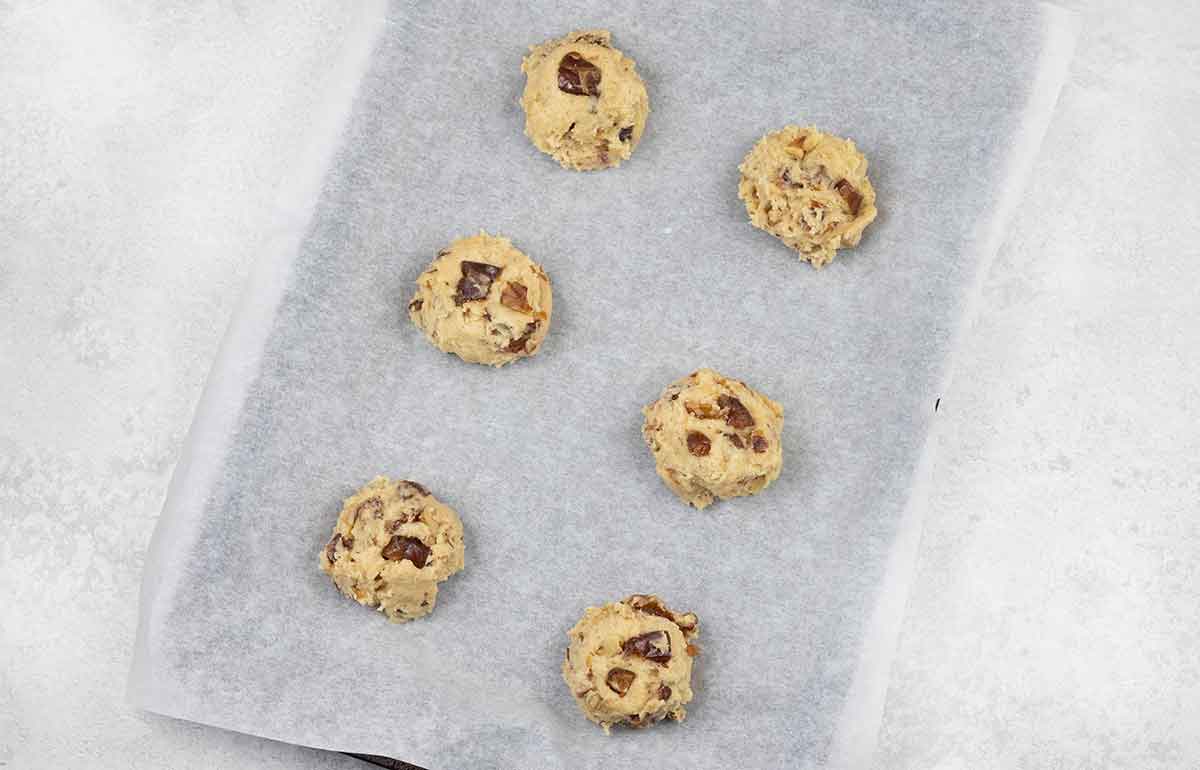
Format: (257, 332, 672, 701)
(563, 594, 700, 732)
(642, 368, 784, 509)
(319, 477, 465, 623)
(521, 29, 649, 171)
(738, 125, 878, 267)
(408, 233, 552, 366)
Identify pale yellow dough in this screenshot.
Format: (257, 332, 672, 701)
(408, 233, 552, 366)
(521, 29, 649, 171)
(738, 125, 878, 267)
(642, 368, 784, 509)
(319, 477, 465, 623)
(563, 595, 700, 733)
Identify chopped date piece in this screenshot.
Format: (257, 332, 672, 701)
(500, 282, 533, 313)
(752, 435, 769, 453)
(354, 497, 384, 523)
(686, 431, 711, 457)
(606, 667, 636, 696)
(658, 685, 672, 701)
(834, 179, 863, 215)
(408, 298, 423, 312)
(627, 595, 673, 622)
(727, 433, 745, 449)
(325, 534, 342, 564)
(396, 480, 429, 498)
(504, 321, 540, 353)
(622, 630, 672, 664)
(686, 643, 699, 657)
(381, 535, 430, 568)
(557, 52, 601, 97)
(387, 510, 422, 530)
(455, 261, 502, 304)
(718, 394, 755, 429)
(619, 126, 633, 142)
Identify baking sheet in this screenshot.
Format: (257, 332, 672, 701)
(129, 2, 1077, 768)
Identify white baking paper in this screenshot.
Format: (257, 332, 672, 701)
(129, 2, 1077, 768)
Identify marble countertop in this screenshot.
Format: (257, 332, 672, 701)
(1, 1, 1196, 768)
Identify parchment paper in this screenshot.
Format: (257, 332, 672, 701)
(129, 2, 1077, 768)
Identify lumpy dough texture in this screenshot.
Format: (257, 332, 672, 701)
(521, 29, 649, 171)
(319, 477, 465, 623)
(642, 368, 784, 509)
(408, 233, 552, 366)
(563, 594, 700, 733)
(738, 125, 878, 267)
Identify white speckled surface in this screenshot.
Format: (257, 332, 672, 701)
(1, 2, 1197, 770)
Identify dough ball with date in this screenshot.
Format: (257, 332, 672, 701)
(562, 594, 700, 733)
(520, 29, 649, 171)
(408, 233, 552, 366)
(642, 368, 784, 509)
(319, 477, 465, 623)
(738, 125, 878, 267)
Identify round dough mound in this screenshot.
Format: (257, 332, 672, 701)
(642, 368, 784, 509)
(319, 476, 465, 623)
(521, 29, 649, 171)
(408, 233, 552, 366)
(738, 125, 878, 267)
(563, 594, 700, 732)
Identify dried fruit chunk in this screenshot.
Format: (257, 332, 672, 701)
(396, 480, 429, 498)
(324, 534, 343, 564)
(455, 261, 502, 304)
(834, 179, 863, 215)
(557, 52, 601, 96)
(505, 321, 540, 353)
(622, 630, 671, 664)
(500, 282, 533, 313)
(606, 668, 636, 696)
(752, 435, 769, 453)
(381, 535, 431, 568)
(619, 126, 633, 142)
(718, 395, 755, 429)
(627, 595, 673, 621)
(657, 685, 672, 701)
(727, 433, 745, 449)
(686, 431, 711, 457)
(354, 497, 384, 522)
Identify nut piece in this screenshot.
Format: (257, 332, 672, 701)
(381, 535, 431, 568)
(455, 261, 502, 304)
(606, 668, 636, 696)
(557, 52, 601, 96)
(622, 630, 672, 664)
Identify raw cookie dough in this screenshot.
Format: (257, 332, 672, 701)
(562, 594, 700, 732)
(520, 29, 649, 171)
(408, 233, 552, 366)
(642, 368, 784, 509)
(738, 125, 878, 267)
(319, 476, 465, 623)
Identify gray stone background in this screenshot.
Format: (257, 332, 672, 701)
(1, 1, 1196, 768)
